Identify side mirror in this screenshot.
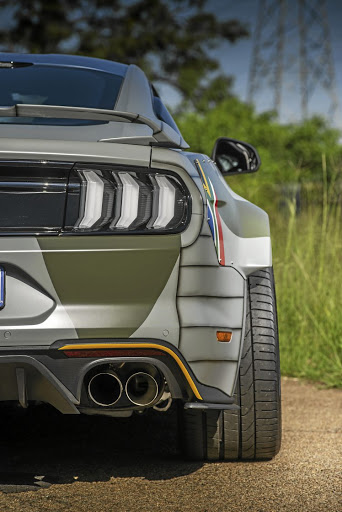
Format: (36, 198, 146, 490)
(212, 137, 261, 176)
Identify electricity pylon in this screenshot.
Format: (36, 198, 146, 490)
(248, 0, 338, 120)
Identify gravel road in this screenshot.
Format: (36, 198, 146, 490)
(0, 378, 340, 512)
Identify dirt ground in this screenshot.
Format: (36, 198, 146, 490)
(0, 377, 340, 512)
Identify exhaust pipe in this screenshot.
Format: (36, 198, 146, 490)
(88, 371, 123, 407)
(125, 372, 159, 406)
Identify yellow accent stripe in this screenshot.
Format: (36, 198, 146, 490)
(59, 342, 203, 400)
(195, 159, 211, 198)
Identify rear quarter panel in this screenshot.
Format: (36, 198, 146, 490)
(151, 147, 272, 396)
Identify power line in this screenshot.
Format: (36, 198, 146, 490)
(248, 0, 338, 121)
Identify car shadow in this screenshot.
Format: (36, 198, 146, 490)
(0, 403, 202, 493)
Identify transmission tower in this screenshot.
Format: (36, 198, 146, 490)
(248, 0, 339, 121)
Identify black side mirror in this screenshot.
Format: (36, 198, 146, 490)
(212, 137, 261, 176)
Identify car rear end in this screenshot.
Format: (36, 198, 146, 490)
(0, 137, 237, 416)
(0, 53, 282, 462)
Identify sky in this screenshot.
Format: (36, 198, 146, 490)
(193, 0, 342, 127)
(159, 0, 342, 128)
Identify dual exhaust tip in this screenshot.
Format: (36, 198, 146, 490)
(88, 370, 160, 407)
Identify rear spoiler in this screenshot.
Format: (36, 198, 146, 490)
(0, 104, 189, 149)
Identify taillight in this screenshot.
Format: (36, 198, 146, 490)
(64, 167, 190, 234)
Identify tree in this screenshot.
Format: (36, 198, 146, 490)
(0, 0, 248, 110)
(175, 97, 342, 182)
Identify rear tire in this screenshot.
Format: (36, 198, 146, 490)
(180, 268, 281, 461)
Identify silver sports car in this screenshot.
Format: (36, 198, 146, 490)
(0, 53, 281, 460)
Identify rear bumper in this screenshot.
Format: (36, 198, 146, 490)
(0, 339, 234, 415)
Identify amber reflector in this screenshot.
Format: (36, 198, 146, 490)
(216, 331, 233, 343)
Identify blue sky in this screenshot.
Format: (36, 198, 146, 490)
(160, 0, 342, 127)
(1, 0, 341, 127)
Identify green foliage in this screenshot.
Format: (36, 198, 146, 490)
(175, 97, 342, 182)
(0, 0, 248, 110)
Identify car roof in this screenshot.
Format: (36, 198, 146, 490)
(0, 52, 128, 76)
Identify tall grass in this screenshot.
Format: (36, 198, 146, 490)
(272, 159, 342, 387)
(232, 158, 342, 387)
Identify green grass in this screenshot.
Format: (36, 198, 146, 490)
(232, 159, 342, 387)
(272, 205, 342, 388)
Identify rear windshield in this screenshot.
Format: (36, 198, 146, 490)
(0, 64, 123, 125)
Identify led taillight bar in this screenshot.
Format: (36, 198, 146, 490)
(77, 170, 104, 229)
(152, 175, 176, 228)
(114, 173, 140, 229)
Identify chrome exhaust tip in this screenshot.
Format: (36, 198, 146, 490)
(125, 372, 159, 406)
(88, 372, 123, 407)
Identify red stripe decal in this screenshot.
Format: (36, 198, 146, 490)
(215, 204, 225, 266)
(64, 349, 165, 358)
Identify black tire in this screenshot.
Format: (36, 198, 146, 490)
(180, 268, 281, 461)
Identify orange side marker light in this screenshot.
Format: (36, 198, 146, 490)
(216, 331, 233, 343)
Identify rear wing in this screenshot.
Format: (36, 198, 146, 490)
(0, 104, 189, 149)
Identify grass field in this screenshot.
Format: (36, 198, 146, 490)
(232, 162, 342, 388)
(272, 202, 342, 388)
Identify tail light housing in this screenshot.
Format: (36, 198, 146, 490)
(64, 166, 191, 234)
